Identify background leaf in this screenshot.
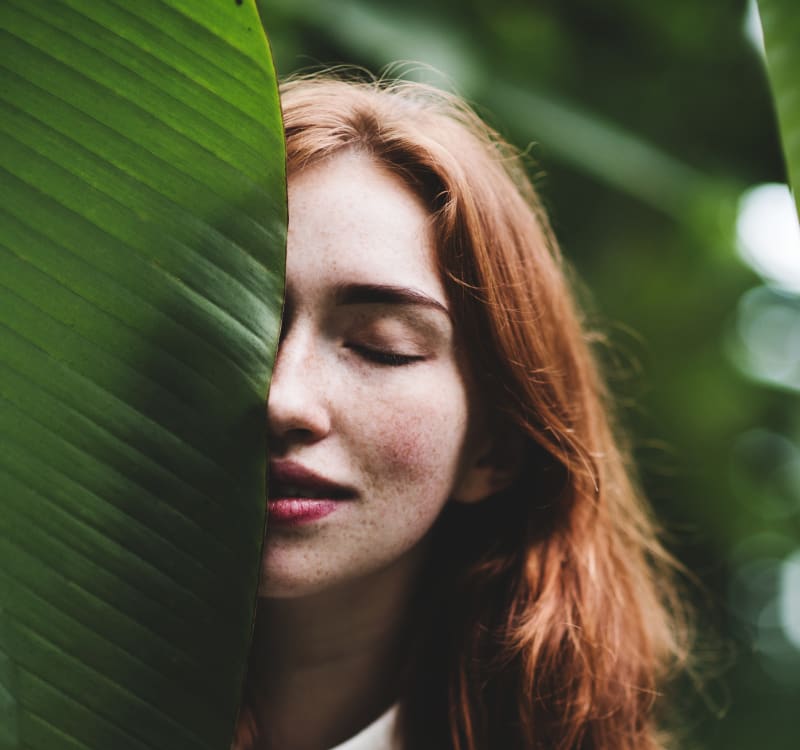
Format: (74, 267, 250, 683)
(759, 0, 800, 217)
(0, 1, 285, 748)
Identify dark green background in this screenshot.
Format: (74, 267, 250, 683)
(257, 0, 799, 747)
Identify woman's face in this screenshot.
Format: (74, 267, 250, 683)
(261, 151, 487, 599)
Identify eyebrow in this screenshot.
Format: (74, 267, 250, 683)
(332, 282, 451, 319)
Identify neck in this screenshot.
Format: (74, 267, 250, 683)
(248, 543, 428, 750)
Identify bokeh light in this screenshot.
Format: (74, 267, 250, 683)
(736, 183, 800, 294)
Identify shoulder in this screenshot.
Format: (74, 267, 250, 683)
(328, 703, 402, 750)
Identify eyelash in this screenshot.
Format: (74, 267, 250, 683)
(348, 345, 423, 367)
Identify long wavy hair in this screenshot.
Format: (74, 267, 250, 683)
(235, 70, 690, 750)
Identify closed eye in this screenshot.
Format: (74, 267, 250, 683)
(347, 344, 425, 367)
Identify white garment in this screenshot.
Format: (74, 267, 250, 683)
(327, 703, 401, 750)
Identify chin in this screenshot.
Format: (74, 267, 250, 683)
(257, 555, 347, 600)
(257, 562, 320, 599)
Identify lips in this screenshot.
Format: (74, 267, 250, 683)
(268, 460, 356, 501)
(268, 461, 355, 526)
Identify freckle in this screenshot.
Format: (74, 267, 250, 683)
(387, 428, 426, 467)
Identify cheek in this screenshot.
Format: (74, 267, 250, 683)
(355, 375, 471, 491)
(380, 419, 431, 469)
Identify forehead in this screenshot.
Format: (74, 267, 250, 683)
(286, 152, 445, 303)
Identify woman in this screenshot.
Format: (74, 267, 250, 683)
(234, 71, 689, 750)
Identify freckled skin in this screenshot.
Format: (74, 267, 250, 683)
(261, 152, 483, 599)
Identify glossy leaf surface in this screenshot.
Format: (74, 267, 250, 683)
(0, 1, 285, 747)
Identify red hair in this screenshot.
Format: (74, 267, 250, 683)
(236, 71, 689, 750)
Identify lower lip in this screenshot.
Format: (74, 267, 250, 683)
(268, 498, 341, 525)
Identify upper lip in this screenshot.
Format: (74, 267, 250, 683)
(268, 460, 356, 499)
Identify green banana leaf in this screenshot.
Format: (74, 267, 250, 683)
(0, 0, 286, 748)
(758, 0, 800, 218)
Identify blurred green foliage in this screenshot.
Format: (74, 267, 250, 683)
(759, 0, 800, 216)
(258, 0, 800, 747)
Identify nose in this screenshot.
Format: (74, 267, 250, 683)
(267, 325, 332, 449)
